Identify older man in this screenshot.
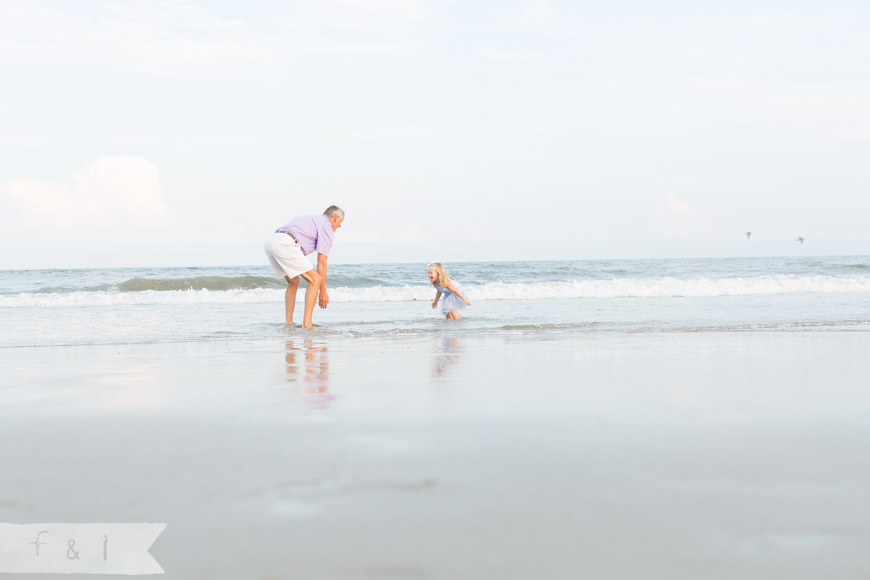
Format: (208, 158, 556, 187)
(264, 205, 344, 327)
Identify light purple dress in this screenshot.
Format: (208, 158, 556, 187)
(435, 280, 468, 315)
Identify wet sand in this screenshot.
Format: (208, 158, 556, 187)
(2, 331, 870, 579)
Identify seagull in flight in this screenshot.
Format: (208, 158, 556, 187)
(745, 232, 752, 239)
(796, 236, 805, 244)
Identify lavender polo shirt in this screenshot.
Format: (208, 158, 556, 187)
(277, 214, 334, 257)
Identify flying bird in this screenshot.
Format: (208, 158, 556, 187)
(745, 232, 751, 239)
(796, 236, 805, 244)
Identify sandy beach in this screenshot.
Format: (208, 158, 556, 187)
(2, 330, 869, 579)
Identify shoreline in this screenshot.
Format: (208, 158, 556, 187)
(3, 323, 870, 350)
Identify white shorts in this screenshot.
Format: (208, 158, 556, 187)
(264, 231, 313, 279)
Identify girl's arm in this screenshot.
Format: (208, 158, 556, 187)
(432, 289, 442, 309)
(444, 281, 471, 305)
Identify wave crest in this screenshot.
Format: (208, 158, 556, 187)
(2, 274, 869, 308)
(118, 276, 283, 291)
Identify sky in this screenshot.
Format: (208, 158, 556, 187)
(1, 0, 869, 269)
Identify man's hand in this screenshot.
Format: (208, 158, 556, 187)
(316, 252, 329, 309)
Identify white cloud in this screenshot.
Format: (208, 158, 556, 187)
(651, 195, 722, 239)
(521, 0, 555, 23)
(338, 225, 434, 245)
(0, 134, 56, 149)
(476, 47, 547, 60)
(660, 194, 699, 220)
(324, 0, 428, 22)
(0, 1, 282, 77)
(0, 0, 425, 78)
(339, 232, 382, 244)
(1, 155, 172, 231)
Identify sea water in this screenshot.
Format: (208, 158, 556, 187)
(2, 256, 870, 348)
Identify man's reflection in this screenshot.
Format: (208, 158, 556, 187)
(285, 339, 332, 409)
(432, 336, 463, 379)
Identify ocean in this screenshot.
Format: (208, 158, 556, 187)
(2, 255, 870, 348)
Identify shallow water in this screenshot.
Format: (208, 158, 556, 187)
(2, 256, 870, 347)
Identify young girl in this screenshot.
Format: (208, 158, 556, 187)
(428, 262, 471, 320)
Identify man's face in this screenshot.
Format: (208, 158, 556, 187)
(330, 215, 344, 232)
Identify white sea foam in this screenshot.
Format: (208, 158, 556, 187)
(2, 275, 870, 308)
(470, 274, 870, 300)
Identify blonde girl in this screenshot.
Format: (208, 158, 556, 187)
(428, 262, 471, 320)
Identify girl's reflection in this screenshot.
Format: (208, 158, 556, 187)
(432, 336, 463, 379)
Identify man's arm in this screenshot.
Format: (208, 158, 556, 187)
(317, 253, 329, 308)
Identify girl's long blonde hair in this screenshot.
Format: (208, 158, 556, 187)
(428, 262, 452, 287)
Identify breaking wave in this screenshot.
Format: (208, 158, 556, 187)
(117, 276, 283, 291)
(2, 274, 870, 308)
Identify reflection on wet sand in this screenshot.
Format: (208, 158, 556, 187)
(285, 339, 333, 409)
(432, 336, 463, 379)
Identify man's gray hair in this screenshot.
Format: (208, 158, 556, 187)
(324, 205, 345, 219)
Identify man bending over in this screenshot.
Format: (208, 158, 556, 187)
(264, 205, 345, 327)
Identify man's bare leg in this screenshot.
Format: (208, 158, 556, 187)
(299, 269, 322, 328)
(284, 275, 300, 325)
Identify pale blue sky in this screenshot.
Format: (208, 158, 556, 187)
(1, 0, 868, 268)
